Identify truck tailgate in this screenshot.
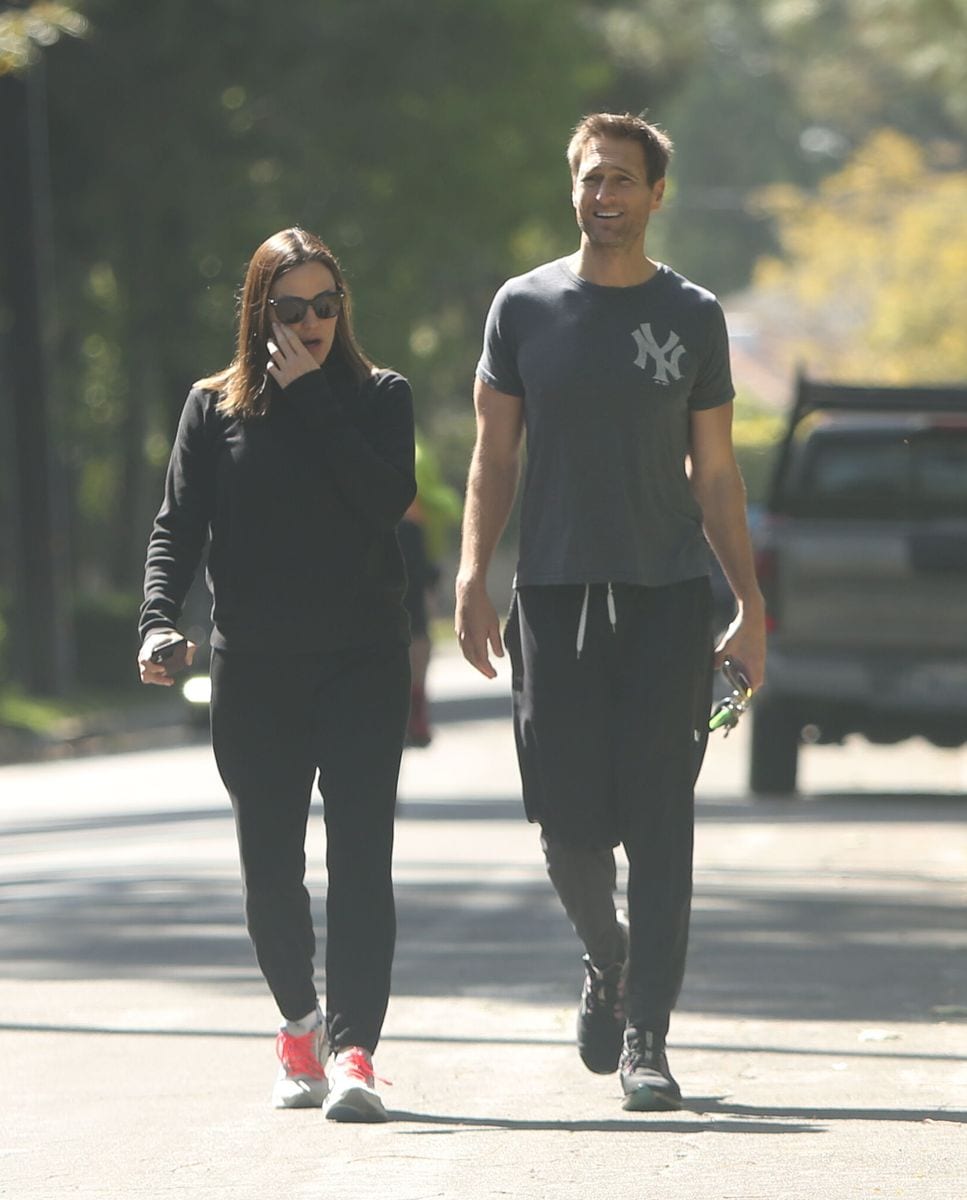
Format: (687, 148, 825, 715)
(773, 518, 967, 652)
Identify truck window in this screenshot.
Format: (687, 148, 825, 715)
(786, 429, 967, 519)
(910, 433, 967, 516)
(791, 438, 907, 518)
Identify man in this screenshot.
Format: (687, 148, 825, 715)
(455, 112, 765, 1112)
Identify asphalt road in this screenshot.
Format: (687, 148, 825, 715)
(1, 646, 965, 1199)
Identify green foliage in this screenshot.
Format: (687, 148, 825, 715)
(72, 591, 141, 689)
(753, 129, 967, 383)
(587, 0, 965, 294)
(0, 680, 167, 737)
(590, 0, 818, 293)
(41, 0, 614, 590)
(0, 3, 87, 75)
(0, 588, 9, 680)
(0, 590, 147, 730)
(0, 686, 94, 735)
(732, 393, 785, 506)
(5, 0, 965, 697)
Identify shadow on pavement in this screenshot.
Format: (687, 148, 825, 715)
(698, 793, 966, 824)
(2, 860, 964, 1024)
(688, 1099, 967, 1125)
(1, 1022, 961, 1067)
(398, 797, 524, 820)
(2, 805, 230, 840)
(2, 790, 964, 840)
(430, 695, 512, 725)
(387, 1110, 819, 1134)
(2, 783, 964, 1024)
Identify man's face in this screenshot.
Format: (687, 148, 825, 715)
(571, 136, 665, 248)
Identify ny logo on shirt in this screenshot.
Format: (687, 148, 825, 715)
(631, 323, 685, 385)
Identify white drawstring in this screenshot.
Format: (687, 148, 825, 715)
(575, 584, 617, 658)
(576, 584, 590, 658)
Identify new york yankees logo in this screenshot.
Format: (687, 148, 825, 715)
(631, 323, 685, 384)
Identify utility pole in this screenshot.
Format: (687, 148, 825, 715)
(0, 47, 73, 694)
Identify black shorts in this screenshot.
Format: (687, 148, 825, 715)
(504, 580, 714, 849)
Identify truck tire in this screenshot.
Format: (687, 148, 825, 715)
(750, 698, 800, 796)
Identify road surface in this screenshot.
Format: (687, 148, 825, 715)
(1, 647, 964, 1198)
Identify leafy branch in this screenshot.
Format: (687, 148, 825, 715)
(0, 2, 88, 75)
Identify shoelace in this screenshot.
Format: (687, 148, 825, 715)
(624, 1032, 665, 1071)
(276, 1029, 327, 1080)
(335, 1047, 392, 1087)
(585, 960, 624, 1019)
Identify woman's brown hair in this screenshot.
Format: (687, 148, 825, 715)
(199, 228, 375, 417)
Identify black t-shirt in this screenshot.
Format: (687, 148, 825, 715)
(477, 260, 733, 586)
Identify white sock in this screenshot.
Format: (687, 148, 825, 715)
(284, 1005, 322, 1037)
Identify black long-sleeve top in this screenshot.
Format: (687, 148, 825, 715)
(139, 362, 417, 653)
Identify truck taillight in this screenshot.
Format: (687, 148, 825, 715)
(754, 545, 780, 633)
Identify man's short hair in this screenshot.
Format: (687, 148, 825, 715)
(567, 113, 673, 187)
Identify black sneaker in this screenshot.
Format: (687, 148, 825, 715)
(577, 954, 626, 1074)
(619, 1029, 682, 1111)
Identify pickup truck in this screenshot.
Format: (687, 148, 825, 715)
(749, 375, 967, 795)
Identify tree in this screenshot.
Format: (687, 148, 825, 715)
(9, 0, 964, 697)
(0, 2, 86, 693)
(40, 0, 615, 597)
(750, 129, 967, 383)
(585, 0, 966, 295)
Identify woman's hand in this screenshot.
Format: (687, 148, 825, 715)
(266, 321, 322, 388)
(137, 630, 196, 687)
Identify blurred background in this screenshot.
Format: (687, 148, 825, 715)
(1, 0, 965, 718)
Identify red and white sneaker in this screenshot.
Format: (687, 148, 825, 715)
(323, 1047, 389, 1123)
(272, 1024, 329, 1109)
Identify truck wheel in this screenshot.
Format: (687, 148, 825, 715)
(750, 698, 800, 796)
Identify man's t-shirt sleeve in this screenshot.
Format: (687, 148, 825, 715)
(476, 283, 525, 398)
(688, 300, 734, 411)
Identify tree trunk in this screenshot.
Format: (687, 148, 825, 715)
(0, 65, 73, 694)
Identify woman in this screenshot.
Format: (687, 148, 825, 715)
(138, 228, 415, 1123)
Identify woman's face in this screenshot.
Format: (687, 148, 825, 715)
(268, 261, 341, 367)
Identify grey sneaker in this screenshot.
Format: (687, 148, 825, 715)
(323, 1047, 389, 1123)
(619, 1029, 682, 1111)
(272, 1024, 329, 1109)
(577, 956, 625, 1074)
(576, 912, 629, 1075)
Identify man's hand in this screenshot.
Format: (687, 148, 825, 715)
(713, 602, 766, 692)
(137, 630, 197, 687)
(266, 321, 322, 388)
(455, 578, 504, 679)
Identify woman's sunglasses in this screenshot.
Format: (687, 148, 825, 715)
(269, 289, 344, 325)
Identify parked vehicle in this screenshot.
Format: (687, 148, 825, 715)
(750, 375, 967, 795)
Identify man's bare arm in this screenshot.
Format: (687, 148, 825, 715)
(455, 379, 524, 678)
(689, 402, 766, 690)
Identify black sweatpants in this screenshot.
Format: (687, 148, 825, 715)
(209, 642, 410, 1053)
(504, 580, 713, 1032)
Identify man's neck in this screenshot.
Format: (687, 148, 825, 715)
(568, 243, 659, 288)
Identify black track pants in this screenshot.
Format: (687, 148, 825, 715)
(505, 580, 713, 1030)
(210, 643, 409, 1052)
